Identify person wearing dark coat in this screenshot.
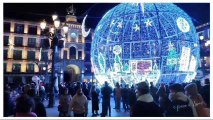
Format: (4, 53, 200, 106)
(28, 88, 47, 117)
(150, 82, 158, 103)
(132, 82, 163, 117)
(156, 83, 170, 114)
(4, 85, 15, 117)
(165, 83, 197, 117)
(200, 78, 210, 108)
(121, 84, 129, 111)
(129, 85, 137, 117)
(91, 86, 99, 116)
(101, 81, 112, 117)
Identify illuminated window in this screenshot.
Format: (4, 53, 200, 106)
(13, 50, 22, 60)
(26, 64, 34, 72)
(70, 47, 76, 59)
(41, 52, 48, 61)
(63, 50, 68, 59)
(15, 23, 24, 33)
(4, 36, 9, 46)
(28, 38, 36, 47)
(78, 35, 82, 43)
(4, 22, 10, 32)
(78, 51, 82, 60)
(28, 25, 37, 35)
(12, 63, 21, 73)
(14, 36, 23, 47)
(27, 51, 35, 60)
(40, 38, 50, 48)
(4, 63, 7, 73)
(4, 50, 7, 60)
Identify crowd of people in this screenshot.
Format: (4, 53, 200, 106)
(4, 77, 210, 117)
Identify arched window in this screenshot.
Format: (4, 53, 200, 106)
(70, 46, 76, 59)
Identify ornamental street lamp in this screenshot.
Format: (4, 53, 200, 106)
(40, 13, 68, 107)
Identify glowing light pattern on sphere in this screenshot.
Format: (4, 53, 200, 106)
(91, 3, 200, 86)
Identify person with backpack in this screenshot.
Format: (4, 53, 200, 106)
(166, 83, 197, 117)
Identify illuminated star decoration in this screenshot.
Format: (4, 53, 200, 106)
(133, 24, 140, 32)
(117, 21, 122, 28)
(144, 19, 152, 27)
(110, 20, 115, 28)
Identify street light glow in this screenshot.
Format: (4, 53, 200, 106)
(54, 19, 60, 28)
(52, 13, 58, 21)
(40, 20, 47, 30)
(199, 35, 204, 40)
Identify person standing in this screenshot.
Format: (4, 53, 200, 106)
(132, 82, 163, 117)
(101, 81, 112, 117)
(129, 85, 137, 117)
(91, 85, 99, 116)
(114, 82, 121, 112)
(156, 83, 169, 114)
(69, 87, 88, 117)
(121, 84, 129, 112)
(59, 88, 72, 117)
(150, 82, 158, 103)
(184, 83, 209, 117)
(166, 83, 197, 117)
(15, 94, 37, 117)
(200, 78, 210, 108)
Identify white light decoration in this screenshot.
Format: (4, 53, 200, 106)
(8, 39, 14, 50)
(205, 40, 210, 46)
(133, 24, 140, 32)
(188, 55, 197, 72)
(144, 19, 152, 27)
(199, 35, 204, 40)
(54, 19, 60, 28)
(38, 48, 42, 61)
(179, 47, 191, 71)
(71, 32, 77, 38)
(176, 17, 190, 33)
(130, 61, 137, 73)
(117, 21, 123, 28)
(40, 20, 47, 30)
(91, 3, 200, 86)
(52, 13, 58, 21)
(43, 67, 47, 71)
(63, 25, 69, 34)
(81, 15, 91, 37)
(113, 45, 122, 55)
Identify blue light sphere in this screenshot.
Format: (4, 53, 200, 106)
(91, 3, 200, 86)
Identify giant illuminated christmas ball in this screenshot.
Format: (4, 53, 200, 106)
(91, 3, 200, 86)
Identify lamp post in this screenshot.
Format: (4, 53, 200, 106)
(40, 14, 68, 107)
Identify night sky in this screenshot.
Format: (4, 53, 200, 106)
(4, 3, 210, 29)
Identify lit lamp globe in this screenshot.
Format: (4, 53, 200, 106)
(91, 3, 200, 86)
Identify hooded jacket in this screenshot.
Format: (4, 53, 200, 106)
(166, 92, 198, 117)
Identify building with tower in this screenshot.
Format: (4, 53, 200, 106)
(3, 6, 93, 85)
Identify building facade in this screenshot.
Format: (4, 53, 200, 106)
(196, 22, 210, 74)
(4, 14, 93, 85)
